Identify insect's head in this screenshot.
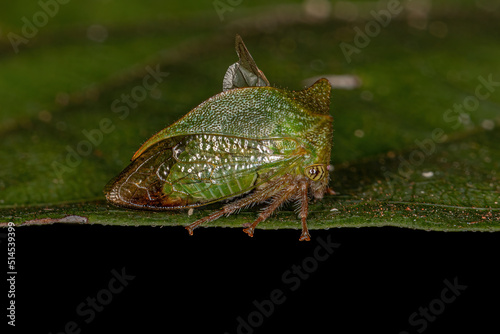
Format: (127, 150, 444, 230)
(304, 164, 327, 181)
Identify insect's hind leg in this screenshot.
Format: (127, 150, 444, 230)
(185, 209, 226, 236)
(185, 176, 292, 236)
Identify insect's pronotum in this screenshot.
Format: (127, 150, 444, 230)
(105, 35, 334, 241)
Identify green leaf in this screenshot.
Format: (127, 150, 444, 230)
(1, 1, 499, 235)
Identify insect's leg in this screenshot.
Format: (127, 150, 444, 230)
(185, 210, 226, 236)
(326, 187, 336, 195)
(185, 176, 291, 235)
(243, 183, 297, 238)
(298, 180, 311, 241)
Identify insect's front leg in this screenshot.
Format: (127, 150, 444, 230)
(298, 180, 311, 241)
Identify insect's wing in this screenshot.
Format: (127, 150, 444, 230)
(223, 35, 270, 91)
(105, 134, 304, 210)
(105, 136, 187, 209)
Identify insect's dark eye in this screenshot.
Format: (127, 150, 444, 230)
(305, 164, 327, 181)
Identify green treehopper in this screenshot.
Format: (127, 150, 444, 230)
(105, 35, 334, 241)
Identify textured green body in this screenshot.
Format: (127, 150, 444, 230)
(133, 84, 332, 162)
(105, 80, 333, 210)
